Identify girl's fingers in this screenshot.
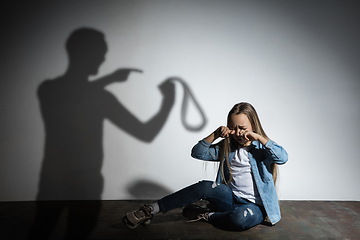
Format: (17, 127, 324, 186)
(221, 127, 231, 138)
(244, 131, 258, 141)
(223, 130, 230, 137)
(218, 126, 236, 138)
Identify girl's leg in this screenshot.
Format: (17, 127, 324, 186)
(209, 202, 265, 231)
(158, 180, 234, 213)
(123, 180, 234, 229)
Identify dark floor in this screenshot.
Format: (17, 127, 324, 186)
(0, 200, 359, 240)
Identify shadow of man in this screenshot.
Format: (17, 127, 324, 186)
(29, 28, 175, 239)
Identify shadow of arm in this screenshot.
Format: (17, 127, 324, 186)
(104, 80, 175, 142)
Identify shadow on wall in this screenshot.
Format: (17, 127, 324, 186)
(28, 27, 178, 239)
(29, 27, 207, 239)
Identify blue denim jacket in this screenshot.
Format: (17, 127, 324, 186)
(191, 139, 288, 225)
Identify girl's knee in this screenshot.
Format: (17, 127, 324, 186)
(193, 180, 213, 191)
(198, 181, 232, 196)
(196, 181, 224, 192)
(197, 180, 213, 186)
(229, 207, 263, 231)
(193, 181, 233, 209)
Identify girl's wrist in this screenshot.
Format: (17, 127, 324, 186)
(213, 129, 220, 139)
(257, 135, 268, 145)
(204, 132, 216, 143)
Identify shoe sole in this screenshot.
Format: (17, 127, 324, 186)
(122, 216, 138, 229)
(122, 216, 152, 229)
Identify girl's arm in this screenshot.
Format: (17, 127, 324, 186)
(243, 131, 268, 146)
(264, 140, 288, 165)
(192, 126, 231, 161)
(204, 126, 234, 143)
(191, 139, 219, 161)
(244, 131, 288, 165)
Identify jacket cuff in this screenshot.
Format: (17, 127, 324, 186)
(264, 139, 275, 149)
(199, 138, 212, 147)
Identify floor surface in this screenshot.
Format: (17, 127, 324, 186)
(1, 200, 359, 239)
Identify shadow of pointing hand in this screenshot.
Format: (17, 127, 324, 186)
(110, 68, 143, 82)
(93, 68, 143, 88)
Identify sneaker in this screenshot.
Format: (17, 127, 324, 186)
(182, 201, 214, 220)
(186, 213, 210, 223)
(123, 205, 154, 229)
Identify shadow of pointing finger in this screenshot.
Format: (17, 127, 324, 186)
(127, 179, 173, 200)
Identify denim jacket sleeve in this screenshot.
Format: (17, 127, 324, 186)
(249, 139, 288, 225)
(263, 140, 288, 165)
(191, 139, 221, 162)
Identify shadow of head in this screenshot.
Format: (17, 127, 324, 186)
(127, 179, 173, 200)
(66, 27, 108, 76)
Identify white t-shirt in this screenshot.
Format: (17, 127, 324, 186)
(228, 147, 262, 205)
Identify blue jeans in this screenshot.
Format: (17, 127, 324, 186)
(157, 180, 266, 231)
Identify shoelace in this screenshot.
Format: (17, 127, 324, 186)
(186, 213, 209, 223)
(135, 205, 154, 218)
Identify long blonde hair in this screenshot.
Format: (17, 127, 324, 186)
(217, 102, 278, 185)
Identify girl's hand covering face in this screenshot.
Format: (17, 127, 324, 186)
(242, 131, 259, 142)
(215, 126, 235, 139)
(232, 130, 261, 146)
(214, 126, 261, 146)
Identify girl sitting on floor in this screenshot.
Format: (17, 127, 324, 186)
(123, 102, 288, 231)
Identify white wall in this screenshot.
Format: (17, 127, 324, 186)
(1, 0, 359, 201)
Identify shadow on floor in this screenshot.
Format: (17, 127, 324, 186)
(1, 201, 359, 239)
(127, 179, 173, 200)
